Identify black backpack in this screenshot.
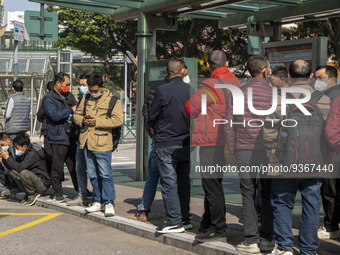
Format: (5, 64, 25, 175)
(82, 93, 122, 152)
(279, 90, 328, 170)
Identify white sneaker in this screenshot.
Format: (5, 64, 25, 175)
(104, 203, 115, 217)
(270, 246, 294, 255)
(236, 242, 260, 254)
(85, 202, 103, 213)
(318, 226, 340, 239)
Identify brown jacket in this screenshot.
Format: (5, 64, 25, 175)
(73, 88, 123, 151)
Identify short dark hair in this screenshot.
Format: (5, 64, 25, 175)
(167, 57, 185, 76)
(315, 65, 338, 79)
(272, 66, 288, 79)
(54, 72, 70, 84)
(13, 133, 30, 147)
(87, 73, 104, 87)
(79, 74, 88, 80)
(46, 81, 54, 92)
(208, 50, 227, 70)
(0, 132, 10, 141)
(289, 60, 312, 79)
(12, 80, 24, 92)
(247, 55, 268, 77)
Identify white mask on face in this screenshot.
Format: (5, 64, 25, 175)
(15, 149, 24, 156)
(314, 80, 328, 92)
(2, 146, 9, 151)
(183, 75, 190, 84)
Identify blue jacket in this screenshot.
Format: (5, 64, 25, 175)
(148, 76, 193, 148)
(43, 89, 76, 145)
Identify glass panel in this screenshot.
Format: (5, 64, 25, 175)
(29, 59, 46, 73)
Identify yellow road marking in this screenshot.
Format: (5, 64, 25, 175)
(0, 213, 63, 237)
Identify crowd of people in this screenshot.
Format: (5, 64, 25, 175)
(0, 51, 340, 255)
(0, 73, 123, 218)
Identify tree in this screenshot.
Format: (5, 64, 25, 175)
(48, 6, 137, 90)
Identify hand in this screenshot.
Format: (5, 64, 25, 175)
(83, 117, 96, 127)
(1, 109, 5, 115)
(0, 149, 9, 160)
(150, 128, 155, 135)
(72, 105, 77, 112)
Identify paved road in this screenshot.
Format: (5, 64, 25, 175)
(0, 199, 195, 255)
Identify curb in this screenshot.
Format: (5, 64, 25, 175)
(1, 187, 255, 255)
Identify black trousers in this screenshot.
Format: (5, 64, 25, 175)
(50, 139, 78, 196)
(199, 146, 226, 232)
(9, 170, 48, 195)
(236, 149, 274, 244)
(321, 178, 340, 231)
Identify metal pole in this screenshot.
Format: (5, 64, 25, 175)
(124, 56, 128, 139)
(32, 79, 44, 136)
(129, 81, 132, 120)
(13, 40, 18, 80)
(135, 10, 150, 181)
(30, 77, 34, 135)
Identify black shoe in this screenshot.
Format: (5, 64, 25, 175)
(156, 222, 185, 233)
(195, 227, 226, 243)
(21, 194, 29, 205)
(25, 193, 41, 206)
(53, 195, 66, 203)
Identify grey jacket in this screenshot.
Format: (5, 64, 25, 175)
(4, 92, 31, 134)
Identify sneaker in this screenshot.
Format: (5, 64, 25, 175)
(156, 223, 185, 234)
(318, 226, 340, 239)
(25, 193, 41, 206)
(53, 195, 67, 203)
(135, 210, 149, 222)
(66, 196, 88, 207)
(195, 227, 226, 243)
(0, 188, 10, 198)
(21, 194, 28, 205)
(236, 242, 260, 254)
(85, 202, 103, 213)
(104, 203, 115, 217)
(259, 237, 275, 252)
(270, 246, 294, 255)
(182, 220, 193, 230)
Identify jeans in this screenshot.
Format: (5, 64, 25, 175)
(271, 178, 322, 255)
(236, 150, 273, 244)
(76, 143, 88, 199)
(155, 145, 190, 225)
(138, 145, 159, 211)
(84, 145, 115, 206)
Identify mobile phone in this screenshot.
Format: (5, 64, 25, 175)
(84, 115, 93, 119)
(0, 145, 3, 151)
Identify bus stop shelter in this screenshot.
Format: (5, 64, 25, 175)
(29, 0, 340, 180)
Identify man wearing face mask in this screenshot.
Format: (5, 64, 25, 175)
(67, 74, 90, 207)
(43, 72, 78, 202)
(0, 132, 16, 198)
(225, 55, 274, 253)
(1, 80, 30, 141)
(73, 73, 123, 217)
(315, 65, 340, 240)
(0, 133, 50, 206)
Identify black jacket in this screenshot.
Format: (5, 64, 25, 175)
(37, 103, 47, 136)
(325, 85, 340, 103)
(148, 76, 193, 147)
(3, 144, 50, 188)
(143, 78, 169, 138)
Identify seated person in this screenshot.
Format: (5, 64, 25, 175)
(0, 133, 50, 206)
(0, 132, 17, 198)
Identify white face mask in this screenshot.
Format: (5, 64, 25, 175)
(2, 146, 9, 151)
(15, 149, 24, 156)
(314, 80, 328, 92)
(183, 75, 191, 84)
